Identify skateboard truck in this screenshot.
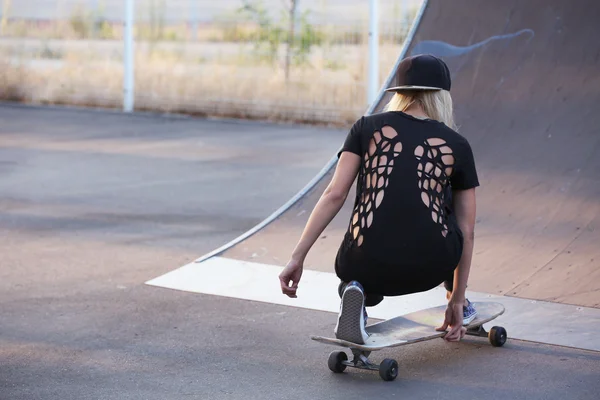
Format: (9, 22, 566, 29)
(348, 350, 377, 370)
(466, 325, 489, 337)
(328, 349, 399, 381)
(466, 325, 508, 347)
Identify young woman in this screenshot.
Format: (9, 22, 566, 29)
(278, 54, 479, 344)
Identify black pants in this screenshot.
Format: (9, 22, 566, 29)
(335, 243, 458, 307)
(337, 279, 455, 307)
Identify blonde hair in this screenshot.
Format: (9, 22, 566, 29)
(384, 90, 456, 130)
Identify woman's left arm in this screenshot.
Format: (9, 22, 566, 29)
(279, 152, 361, 297)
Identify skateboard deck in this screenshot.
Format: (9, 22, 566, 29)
(311, 301, 505, 351)
(312, 301, 506, 381)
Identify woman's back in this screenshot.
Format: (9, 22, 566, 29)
(339, 110, 479, 269)
(280, 54, 479, 342)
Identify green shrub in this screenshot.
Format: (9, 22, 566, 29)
(69, 7, 91, 39)
(97, 20, 115, 40)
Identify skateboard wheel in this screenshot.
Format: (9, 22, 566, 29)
(378, 358, 399, 381)
(489, 326, 507, 347)
(327, 351, 348, 373)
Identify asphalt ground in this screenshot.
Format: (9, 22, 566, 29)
(1, 106, 598, 400)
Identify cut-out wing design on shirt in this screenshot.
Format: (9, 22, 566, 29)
(414, 138, 455, 237)
(350, 126, 402, 246)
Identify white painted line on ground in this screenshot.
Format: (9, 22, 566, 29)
(146, 256, 600, 352)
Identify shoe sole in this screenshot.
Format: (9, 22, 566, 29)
(463, 311, 478, 325)
(336, 286, 366, 344)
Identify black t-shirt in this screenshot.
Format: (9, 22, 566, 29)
(337, 111, 479, 268)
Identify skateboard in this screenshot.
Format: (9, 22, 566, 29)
(311, 301, 506, 381)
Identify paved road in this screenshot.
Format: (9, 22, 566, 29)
(0, 106, 598, 399)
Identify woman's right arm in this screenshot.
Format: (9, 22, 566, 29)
(436, 187, 477, 341)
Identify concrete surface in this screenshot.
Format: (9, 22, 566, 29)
(0, 104, 344, 253)
(148, 256, 600, 352)
(0, 105, 598, 400)
(3, 290, 600, 399)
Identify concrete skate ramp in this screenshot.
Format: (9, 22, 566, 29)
(212, 0, 600, 308)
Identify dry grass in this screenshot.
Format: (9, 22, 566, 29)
(0, 61, 28, 102)
(0, 2, 416, 126)
(0, 18, 407, 45)
(0, 41, 402, 126)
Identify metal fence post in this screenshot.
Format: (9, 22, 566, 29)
(190, 0, 198, 41)
(90, 0, 98, 39)
(124, 0, 135, 112)
(367, 0, 379, 107)
(0, 0, 12, 37)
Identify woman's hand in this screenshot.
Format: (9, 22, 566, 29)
(277, 152, 359, 299)
(279, 258, 304, 298)
(436, 300, 466, 341)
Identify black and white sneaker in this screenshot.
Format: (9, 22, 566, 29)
(463, 299, 478, 325)
(334, 281, 370, 344)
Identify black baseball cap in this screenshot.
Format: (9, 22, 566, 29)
(385, 54, 451, 92)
